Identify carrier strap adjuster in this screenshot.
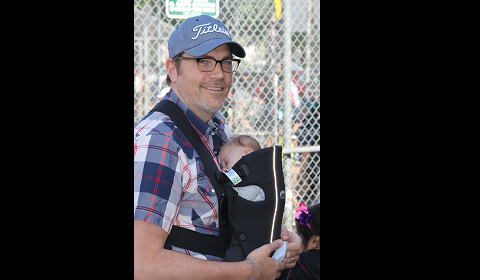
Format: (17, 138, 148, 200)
(237, 164, 250, 178)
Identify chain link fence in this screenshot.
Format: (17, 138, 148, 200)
(134, 0, 320, 232)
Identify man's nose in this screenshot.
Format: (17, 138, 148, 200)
(209, 62, 225, 79)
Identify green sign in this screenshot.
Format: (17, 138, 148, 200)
(166, 0, 220, 19)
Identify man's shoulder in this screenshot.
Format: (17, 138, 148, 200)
(135, 112, 175, 137)
(134, 112, 193, 154)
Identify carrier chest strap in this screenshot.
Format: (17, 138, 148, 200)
(149, 100, 228, 259)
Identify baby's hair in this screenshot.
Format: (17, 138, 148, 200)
(223, 135, 261, 152)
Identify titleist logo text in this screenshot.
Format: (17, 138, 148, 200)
(192, 23, 231, 40)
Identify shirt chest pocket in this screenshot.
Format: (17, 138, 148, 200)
(179, 173, 218, 227)
(193, 155, 218, 197)
(180, 169, 218, 207)
(195, 172, 218, 199)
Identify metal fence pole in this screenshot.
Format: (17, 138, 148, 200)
(274, 74, 279, 145)
(281, 0, 295, 233)
(142, 23, 150, 118)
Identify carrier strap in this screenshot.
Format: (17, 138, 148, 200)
(150, 100, 228, 259)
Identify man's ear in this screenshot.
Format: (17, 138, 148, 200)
(166, 58, 177, 82)
(244, 148, 253, 155)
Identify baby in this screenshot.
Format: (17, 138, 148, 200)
(219, 135, 265, 202)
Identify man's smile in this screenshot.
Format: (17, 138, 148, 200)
(202, 86, 223, 91)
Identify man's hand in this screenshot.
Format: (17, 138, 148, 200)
(246, 239, 286, 280)
(280, 224, 303, 269)
(135, 220, 287, 280)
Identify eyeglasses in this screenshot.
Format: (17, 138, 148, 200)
(175, 57, 241, 73)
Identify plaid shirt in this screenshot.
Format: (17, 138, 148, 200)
(134, 90, 232, 261)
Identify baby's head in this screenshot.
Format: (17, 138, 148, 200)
(219, 135, 261, 171)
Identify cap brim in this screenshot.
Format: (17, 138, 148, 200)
(185, 38, 246, 58)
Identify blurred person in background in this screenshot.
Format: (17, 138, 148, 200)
(295, 98, 320, 203)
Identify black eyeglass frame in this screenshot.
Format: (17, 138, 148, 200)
(175, 56, 241, 73)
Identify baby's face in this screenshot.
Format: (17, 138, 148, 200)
(219, 145, 251, 171)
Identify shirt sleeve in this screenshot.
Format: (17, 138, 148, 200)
(134, 132, 186, 234)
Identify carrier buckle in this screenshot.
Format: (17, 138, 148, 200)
(237, 164, 250, 178)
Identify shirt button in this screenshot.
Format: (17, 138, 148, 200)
(212, 189, 216, 193)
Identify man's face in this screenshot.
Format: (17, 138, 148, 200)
(173, 44, 233, 122)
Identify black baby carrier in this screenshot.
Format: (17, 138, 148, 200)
(217, 147, 286, 261)
(150, 100, 286, 261)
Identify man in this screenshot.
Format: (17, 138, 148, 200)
(134, 15, 302, 280)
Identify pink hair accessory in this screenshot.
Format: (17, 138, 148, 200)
(295, 203, 312, 230)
